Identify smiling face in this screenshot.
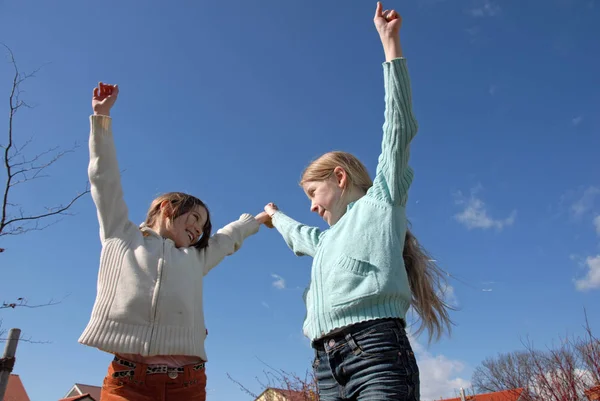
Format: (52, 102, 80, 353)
(164, 205, 209, 248)
(302, 175, 346, 226)
(145, 192, 212, 249)
(300, 152, 374, 226)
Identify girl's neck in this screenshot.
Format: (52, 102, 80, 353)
(331, 187, 366, 226)
(344, 186, 367, 205)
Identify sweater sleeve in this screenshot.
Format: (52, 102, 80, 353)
(366, 58, 418, 206)
(271, 211, 322, 257)
(202, 213, 260, 275)
(88, 115, 133, 242)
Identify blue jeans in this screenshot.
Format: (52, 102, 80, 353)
(312, 319, 420, 400)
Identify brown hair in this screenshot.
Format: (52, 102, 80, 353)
(301, 151, 452, 343)
(144, 192, 212, 250)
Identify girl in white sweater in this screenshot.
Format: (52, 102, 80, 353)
(80, 82, 270, 401)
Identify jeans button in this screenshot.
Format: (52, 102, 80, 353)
(168, 371, 178, 379)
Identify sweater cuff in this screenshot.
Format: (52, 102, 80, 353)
(271, 210, 286, 227)
(236, 213, 260, 238)
(271, 211, 298, 236)
(383, 57, 406, 65)
(90, 114, 112, 134)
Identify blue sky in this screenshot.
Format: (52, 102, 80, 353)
(1, 0, 599, 400)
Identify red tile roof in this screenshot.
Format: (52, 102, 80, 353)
(71, 384, 101, 401)
(585, 385, 600, 401)
(268, 387, 317, 401)
(58, 395, 95, 401)
(3, 374, 30, 401)
(436, 388, 524, 401)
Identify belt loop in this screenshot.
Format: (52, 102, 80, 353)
(184, 361, 204, 386)
(345, 333, 361, 356)
(133, 359, 147, 383)
(183, 363, 192, 385)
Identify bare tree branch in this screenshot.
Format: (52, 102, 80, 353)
(229, 357, 318, 400)
(226, 373, 259, 399)
(578, 309, 600, 386)
(0, 296, 69, 344)
(1, 184, 89, 234)
(0, 295, 68, 310)
(472, 311, 598, 401)
(0, 333, 51, 344)
(0, 44, 89, 250)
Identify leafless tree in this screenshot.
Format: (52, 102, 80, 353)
(1, 44, 85, 345)
(472, 350, 537, 395)
(0, 44, 89, 253)
(472, 312, 599, 401)
(577, 312, 600, 386)
(228, 358, 318, 400)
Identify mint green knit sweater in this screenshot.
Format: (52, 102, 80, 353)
(271, 58, 418, 342)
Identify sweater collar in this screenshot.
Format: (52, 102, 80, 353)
(139, 223, 175, 245)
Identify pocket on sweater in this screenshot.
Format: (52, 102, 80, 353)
(104, 241, 155, 324)
(330, 255, 380, 308)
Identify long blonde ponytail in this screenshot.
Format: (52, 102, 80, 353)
(403, 227, 453, 343)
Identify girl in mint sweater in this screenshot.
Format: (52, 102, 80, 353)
(263, 3, 452, 400)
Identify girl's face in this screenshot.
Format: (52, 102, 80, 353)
(302, 168, 347, 226)
(161, 204, 208, 248)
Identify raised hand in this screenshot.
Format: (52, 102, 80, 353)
(92, 82, 119, 116)
(264, 202, 279, 217)
(255, 211, 274, 229)
(374, 2, 402, 38)
(374, 2, 403, 61)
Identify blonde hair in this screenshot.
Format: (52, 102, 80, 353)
(145, 192, 212, 250)
(301, 151, 452, 343)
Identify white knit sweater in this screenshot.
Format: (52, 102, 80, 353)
(78, 115, 260, 361)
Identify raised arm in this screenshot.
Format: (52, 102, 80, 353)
(367, 3, 418, 206)
(264, 203, 322, 258)
(88, 83, 132, 242)
(202, 213, 261, 275)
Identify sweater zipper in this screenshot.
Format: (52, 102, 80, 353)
(148, 238, 166, 353)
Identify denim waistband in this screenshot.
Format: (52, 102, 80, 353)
(311, 318, 405, 350)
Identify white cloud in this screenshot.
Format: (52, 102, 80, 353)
(575, 255, 600, 291)
(469, 0, 500, 17)
(464, 26, 485, 45)
(559, 186, 600, 220)
(572, 115, 584, 126)
(454, 186, 516, 230)
(465, 26, 480, 36)
(271, 274, 286, 290)
(409, 334, 471, 400)
(570, 195, 600, 291)
(571, 186, 600, 218)
(261, 301, 270, 309)
(440, 284, 459, 307)
(594, 215, 600, 236)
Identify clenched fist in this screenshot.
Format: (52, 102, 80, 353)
(92, 82, 119, 116)
(374, 2, 402, 38)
